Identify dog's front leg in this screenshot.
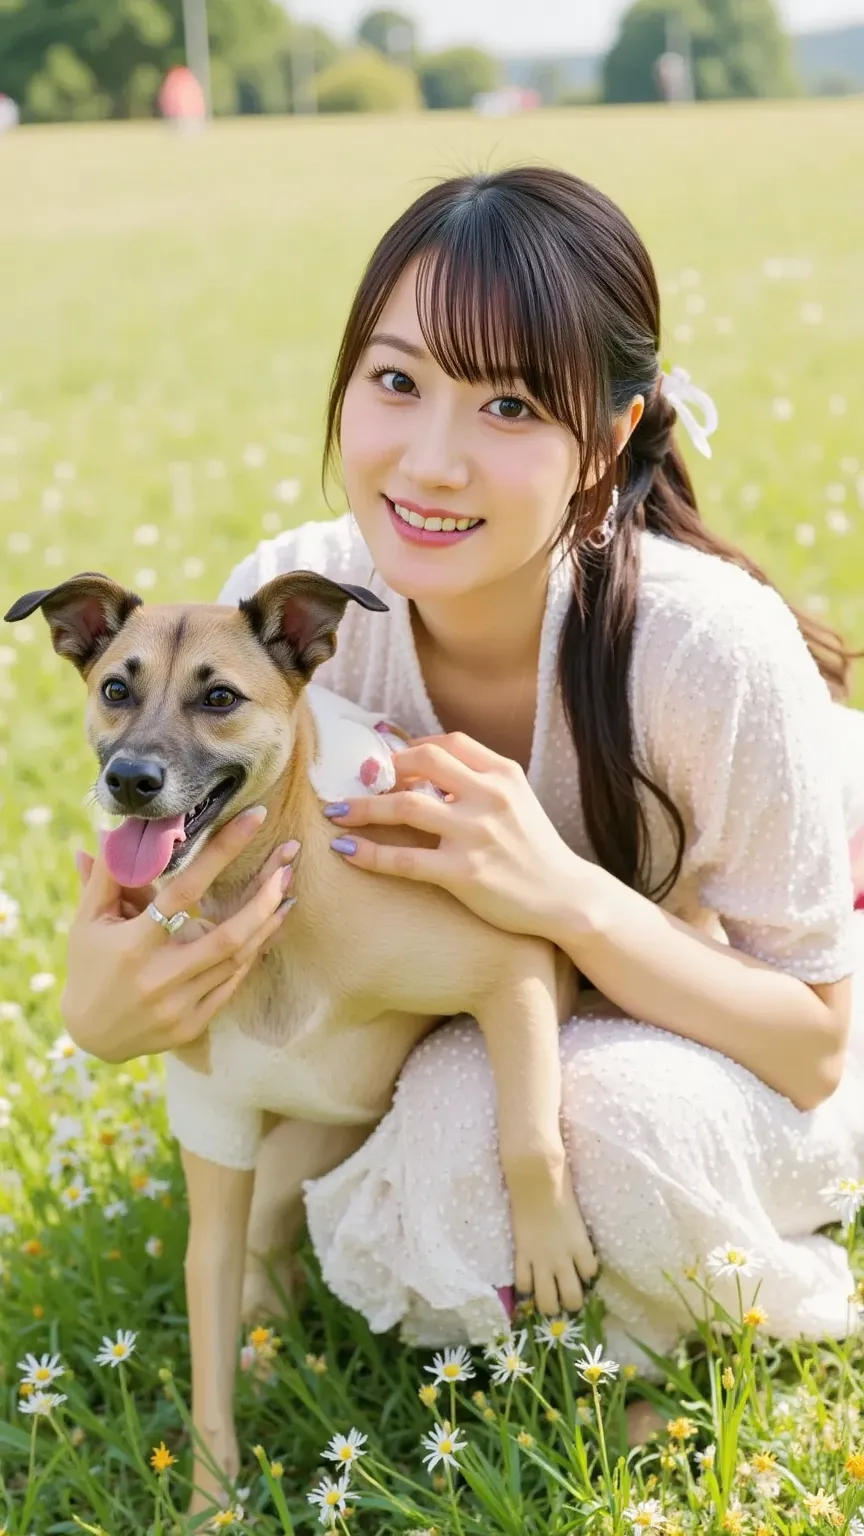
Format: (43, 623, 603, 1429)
(181, 1147, 254, 1518)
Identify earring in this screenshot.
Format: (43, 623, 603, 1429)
(585, 487, 620, 551)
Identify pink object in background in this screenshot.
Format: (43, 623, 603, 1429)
(158, 67, 205, 124)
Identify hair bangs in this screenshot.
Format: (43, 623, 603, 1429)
(413, 215, 595, 454)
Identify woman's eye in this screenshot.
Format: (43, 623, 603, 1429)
(102, 679, 129, 703)
(377, 369, 416, 395)
(204, 687, 237, 710)
(488, 397, 532, 421)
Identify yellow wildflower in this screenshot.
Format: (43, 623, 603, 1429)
(803, 1488, 841, 1523)
(743, 1306, 768, 1328)
(667, 1416, 697, 1440)
(271, 1461, 284, 1478)
(21, 1239, 44, 1258)
(107, 1250, 122, 1261)
(844, 1451, 864, 1480)
(483, 1407, 496, 1422)
(19, 1382, 34, 1398)
(249, 1325, 273, 1350)
(624, 1363, 638, 1379)
(722, 1366, 735, 1390)
(545, 1407, 561, 1424)
(150, 1442, 176, 1473)
(722, 1502, 745, 1533)
(517, 1431, 534, 1449)
(305, 1352, 327, 1374)
(471, 1390, 487, 1408)
(751, 1453, 778, 1475)
(32, 1305, 44, 1320)
(418, 1383, 439, 1407)
(99, 1129, 117, 1146)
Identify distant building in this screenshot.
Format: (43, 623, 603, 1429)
(473, 85, 541, 116)
(0, 95, 19, 134)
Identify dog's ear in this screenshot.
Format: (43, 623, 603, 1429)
(3, 573, 142, 674)
(240, 571, 388, 679)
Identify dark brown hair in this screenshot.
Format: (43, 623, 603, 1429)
(323, 167, 857, 900)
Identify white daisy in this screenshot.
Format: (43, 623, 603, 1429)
(104, 1199, 129, 1221)
(487, 1329, 534, 1385)
(0, 1213, 16, 1235)
(30, 972, 56, 994)
(534, 1316, 582, 1350)
(59, 1182, 93, 1210)
(0, 890, 20, 938)
(23, 806, 53, 828)
(307, 1472, 353, 1526)
(705, 1244, 760, 1280)
(94, 1329, 137, 1368)
(132, 1175, 170, 1200)
(47, 1148, 82, 1181)
(424, 1345, 475, 1385)
(820, 1176, 864, 1228)
(696, 1443, 717, 1471)
(623, 1498, 666, 1530)
(17, 1352, 65, 1387)
(575, 1344, 620, 1386)
(145, 1236, 163, 1258)
(131, 1076, 162, 1104)
(323, 1426, 368, 1467)
(421, 1420, 468, 1472)
(19, 1390, 67, 1416)
(47, 1032, 85, 1071)
(848, 1518, 864, 1536)
(50, 1115, 84, 1147)
(209, 1504, 245, 1529)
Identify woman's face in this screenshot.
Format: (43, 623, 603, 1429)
(338, 262, 588, 603)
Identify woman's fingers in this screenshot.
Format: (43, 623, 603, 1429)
(178, 958, 258, 1042)
(158, 859, 295, 983)
(75, 851, 94, 887)
(142, 804, 270, 929)
(410, 732, 508, 774)
(391, 742, 477, 795)
(328, 834, 441, 883)
(325, 789, 450, 838)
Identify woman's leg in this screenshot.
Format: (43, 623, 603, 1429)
(305, 1009, 862, 1367)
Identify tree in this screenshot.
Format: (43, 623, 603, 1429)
(315, 47, 421, 113)
(0, 0, 323, 121)
(418, 46, 499, 110)
(603, 0, 799, 103)
(356, 9, 416, 64)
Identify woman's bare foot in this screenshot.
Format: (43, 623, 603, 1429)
(625, 1399, 665, 1447)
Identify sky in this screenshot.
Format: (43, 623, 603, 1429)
(291, 0, 864, 54)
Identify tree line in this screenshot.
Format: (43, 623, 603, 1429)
(0, 0, 807, 123)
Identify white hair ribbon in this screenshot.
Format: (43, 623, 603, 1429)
(659, 365, 719, 459)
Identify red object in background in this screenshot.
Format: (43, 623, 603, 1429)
(158, 67, 206, 122)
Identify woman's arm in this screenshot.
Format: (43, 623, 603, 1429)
(548, 855, 852, 1112)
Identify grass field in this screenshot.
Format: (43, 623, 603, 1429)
(0, 102, 863, 1533)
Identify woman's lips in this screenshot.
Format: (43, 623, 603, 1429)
(385, 496, 483, 548)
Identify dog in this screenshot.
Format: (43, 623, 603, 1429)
(7, 569, 597, 1514)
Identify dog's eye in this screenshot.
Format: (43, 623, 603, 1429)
(102, 679, 129, 703)
(203, 687, 237, 710)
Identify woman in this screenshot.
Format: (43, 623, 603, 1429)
(67, 167, 864, 1372)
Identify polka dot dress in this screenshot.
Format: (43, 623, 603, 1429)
(219, 516, 864, 1368)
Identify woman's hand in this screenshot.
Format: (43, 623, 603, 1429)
(324, 732, 581, 938)
(62, 806, 298, 1063)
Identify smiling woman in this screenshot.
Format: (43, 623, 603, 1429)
(60, 164, 864, 1379)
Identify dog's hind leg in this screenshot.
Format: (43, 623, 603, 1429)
(242, 1118, 369, 1324)
(181, 1148, 254, 1518)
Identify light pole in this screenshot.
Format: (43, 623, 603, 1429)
(182, 0, 212, 117)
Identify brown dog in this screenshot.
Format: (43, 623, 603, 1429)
(6, 570, 597, 1514)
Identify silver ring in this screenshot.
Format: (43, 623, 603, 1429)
(146, 901, 190, 937)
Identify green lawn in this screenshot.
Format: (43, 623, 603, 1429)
(0, 103, 862, 1533)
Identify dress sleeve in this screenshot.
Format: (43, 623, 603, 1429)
(639, 577, 856, 983)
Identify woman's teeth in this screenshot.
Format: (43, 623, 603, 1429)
(391, 501, 480, 533)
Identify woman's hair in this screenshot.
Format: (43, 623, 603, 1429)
(323, 166, 858, 901)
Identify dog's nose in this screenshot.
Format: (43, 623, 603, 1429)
(105, 758, 165, 812)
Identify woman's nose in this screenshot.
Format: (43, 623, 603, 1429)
(397, 406, 469, 491)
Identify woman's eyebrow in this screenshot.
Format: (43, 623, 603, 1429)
(368, 331, 428, 360)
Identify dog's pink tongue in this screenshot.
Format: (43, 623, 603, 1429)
(102, 816, 186, 888)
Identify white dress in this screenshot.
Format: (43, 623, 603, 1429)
(219, 515, 864, 1373)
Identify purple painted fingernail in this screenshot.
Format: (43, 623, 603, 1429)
(276, 897, 296, 917)
(323, 802, 350, 818)
(331, 836, 357, 856)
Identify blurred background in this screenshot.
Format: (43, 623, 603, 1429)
(0, 0, 863, 984)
